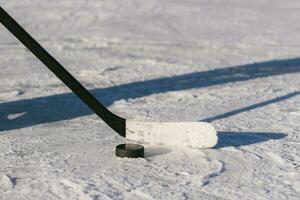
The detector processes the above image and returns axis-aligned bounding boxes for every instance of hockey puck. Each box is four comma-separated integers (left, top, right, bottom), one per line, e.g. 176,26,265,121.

115,143,144,158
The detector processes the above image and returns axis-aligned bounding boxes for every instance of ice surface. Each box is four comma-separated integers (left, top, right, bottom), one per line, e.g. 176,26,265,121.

0,0,299,199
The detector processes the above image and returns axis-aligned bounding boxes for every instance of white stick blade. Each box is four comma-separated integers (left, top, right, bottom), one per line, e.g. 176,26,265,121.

126,121,218,148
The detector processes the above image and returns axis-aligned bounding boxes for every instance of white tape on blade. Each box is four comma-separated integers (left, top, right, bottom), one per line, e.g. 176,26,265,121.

126,121,218,148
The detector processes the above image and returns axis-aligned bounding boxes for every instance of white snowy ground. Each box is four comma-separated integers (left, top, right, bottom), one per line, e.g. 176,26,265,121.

0,0,299,199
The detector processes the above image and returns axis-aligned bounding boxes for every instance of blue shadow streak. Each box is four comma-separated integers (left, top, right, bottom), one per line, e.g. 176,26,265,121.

214,131,287,149
202,91,300,122
0,58,299,132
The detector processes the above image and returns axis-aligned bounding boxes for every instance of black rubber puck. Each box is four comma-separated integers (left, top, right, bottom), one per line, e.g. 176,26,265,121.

115,143,144,158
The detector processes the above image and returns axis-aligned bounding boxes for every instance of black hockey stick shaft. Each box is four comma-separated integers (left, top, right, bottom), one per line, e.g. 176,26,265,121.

0,7,126,136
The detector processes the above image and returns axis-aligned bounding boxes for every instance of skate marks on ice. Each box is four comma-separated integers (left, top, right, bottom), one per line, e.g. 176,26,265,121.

0,57,299,132
201,160,225,186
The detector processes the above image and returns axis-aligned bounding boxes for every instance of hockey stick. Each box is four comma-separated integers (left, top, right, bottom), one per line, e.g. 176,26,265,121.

0,7,126,136
0,7,217,148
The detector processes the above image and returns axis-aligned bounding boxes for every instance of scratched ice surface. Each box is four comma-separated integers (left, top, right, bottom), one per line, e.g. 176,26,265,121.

0,1,299,199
